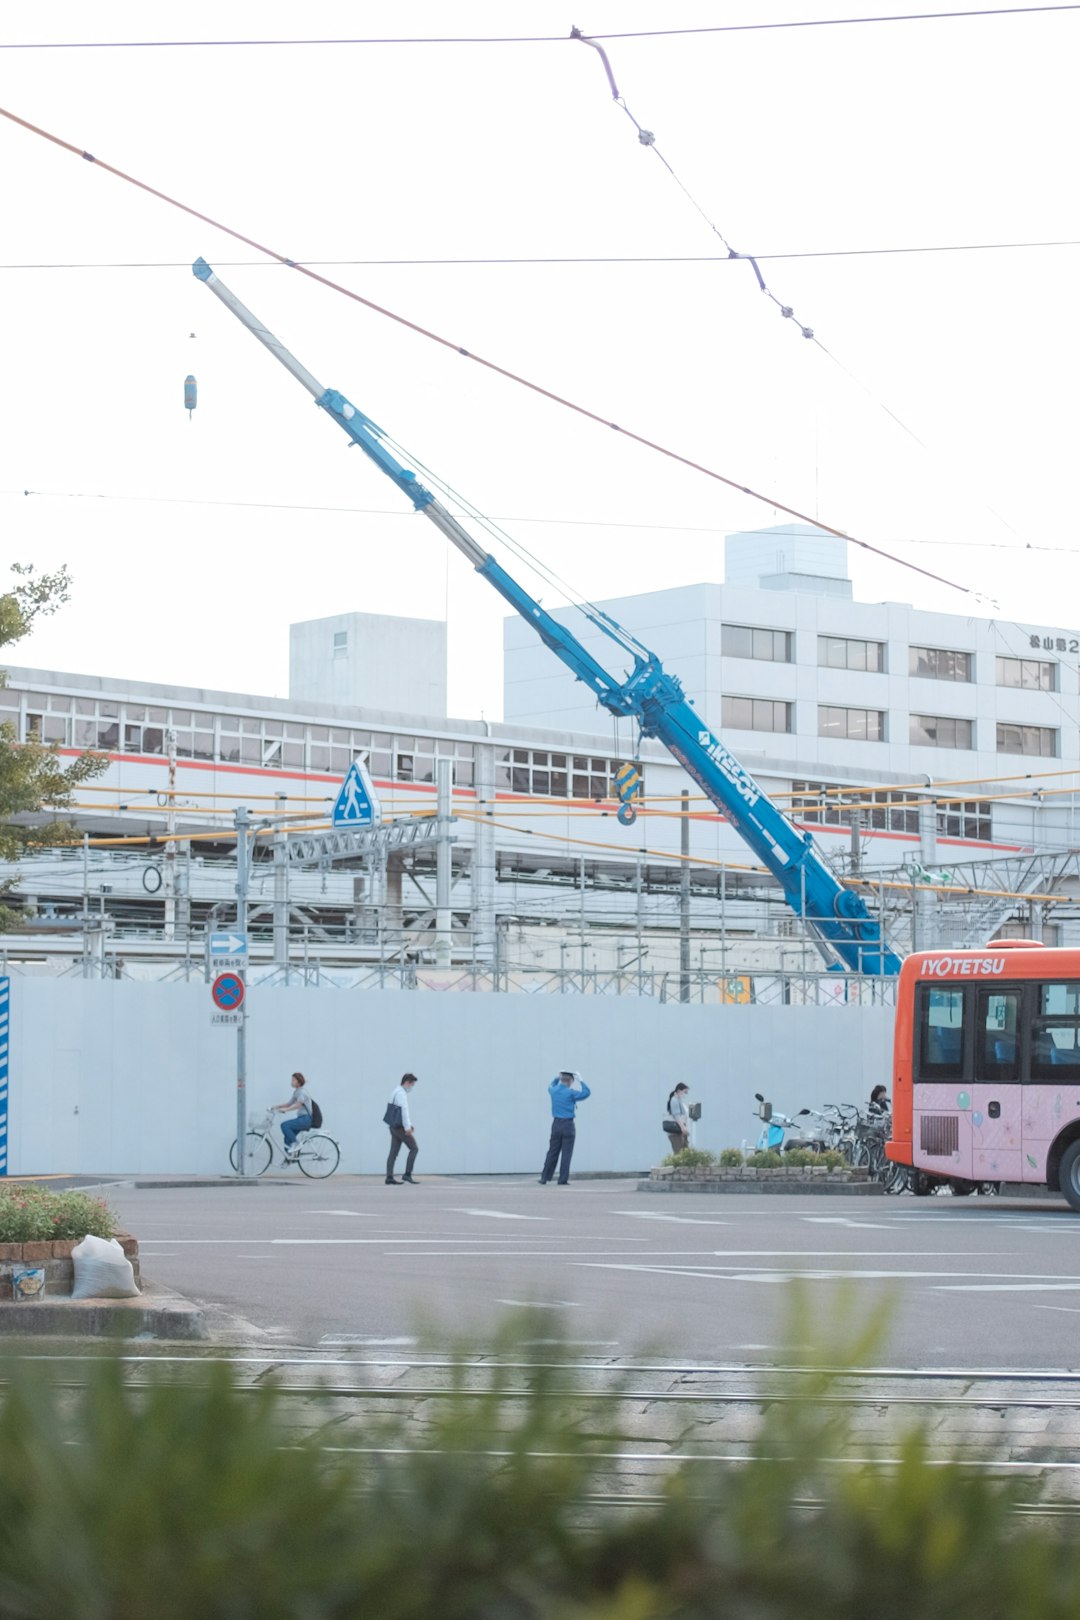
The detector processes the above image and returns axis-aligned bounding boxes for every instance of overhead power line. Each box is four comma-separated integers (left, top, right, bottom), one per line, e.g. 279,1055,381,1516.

7,487,1079,555
2,8,1076,48
571,26,1026,549
0,100,990,607
3,239,1080,271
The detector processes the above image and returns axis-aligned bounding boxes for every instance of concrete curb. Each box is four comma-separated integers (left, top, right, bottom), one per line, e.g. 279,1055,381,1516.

0,1281,208,1339
130,1178,296,1190
638,1178,885,1196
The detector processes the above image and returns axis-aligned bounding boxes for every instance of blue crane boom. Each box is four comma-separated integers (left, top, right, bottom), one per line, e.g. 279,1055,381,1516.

193,257,901,974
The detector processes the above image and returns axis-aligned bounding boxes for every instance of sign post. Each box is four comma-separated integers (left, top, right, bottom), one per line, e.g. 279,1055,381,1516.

234,807,250,1175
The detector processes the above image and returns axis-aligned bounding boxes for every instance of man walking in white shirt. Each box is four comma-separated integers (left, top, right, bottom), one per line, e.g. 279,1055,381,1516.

385,1073,419,1185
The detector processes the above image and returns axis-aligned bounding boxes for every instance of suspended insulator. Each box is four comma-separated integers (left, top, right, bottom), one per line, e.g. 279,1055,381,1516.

184,374,197,417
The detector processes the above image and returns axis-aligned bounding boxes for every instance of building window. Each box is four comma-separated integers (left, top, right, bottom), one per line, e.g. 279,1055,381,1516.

493,748,628,800
910,714,974,749
794,779,991,841
722,624,792,662
818,706,885,741
793,781,920,834
938,800,992,840
996,656,1055,691
722,696,792,733
997,722,1057,757
818,636,885,673
910,646,972,682
333,631,348,659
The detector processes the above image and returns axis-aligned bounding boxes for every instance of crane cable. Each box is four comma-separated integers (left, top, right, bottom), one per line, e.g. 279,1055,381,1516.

0,101,986,606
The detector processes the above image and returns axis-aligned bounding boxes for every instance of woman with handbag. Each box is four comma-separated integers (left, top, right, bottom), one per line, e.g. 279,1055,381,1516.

663,1084,692,1154
384,1073,419,1184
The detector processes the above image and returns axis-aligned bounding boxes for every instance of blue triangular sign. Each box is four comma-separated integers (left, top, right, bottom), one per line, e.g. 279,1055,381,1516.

332,761,382,828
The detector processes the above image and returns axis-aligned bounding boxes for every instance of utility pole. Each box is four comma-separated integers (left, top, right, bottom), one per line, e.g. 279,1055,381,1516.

163,728,177,940
273,793,289,966
234,806,250,1178
679,790,691,1003
435,756,453,967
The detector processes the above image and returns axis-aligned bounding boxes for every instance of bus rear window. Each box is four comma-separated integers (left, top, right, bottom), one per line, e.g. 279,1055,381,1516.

1032,982,1080,1081
917,986,965,1080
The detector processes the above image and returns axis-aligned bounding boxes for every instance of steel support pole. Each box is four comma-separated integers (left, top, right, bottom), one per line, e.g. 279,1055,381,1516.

679,790,691,1003
435,757,452,967
235,807,250,1178
579,856,587,990
163,729,177,941
273,795,289,966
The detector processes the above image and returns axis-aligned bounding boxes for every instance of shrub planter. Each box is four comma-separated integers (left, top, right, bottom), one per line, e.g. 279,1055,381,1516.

640,1167,884,1196
0,1234,140,1297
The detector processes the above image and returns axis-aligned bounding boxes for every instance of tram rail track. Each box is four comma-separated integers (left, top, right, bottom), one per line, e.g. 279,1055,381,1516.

4,1347,1080,1510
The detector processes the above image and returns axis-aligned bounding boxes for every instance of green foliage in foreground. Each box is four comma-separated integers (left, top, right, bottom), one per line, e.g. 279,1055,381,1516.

0,1301,1075,1618
0,1186,118,1243
718,1147,744,1167
660,1147,717,1168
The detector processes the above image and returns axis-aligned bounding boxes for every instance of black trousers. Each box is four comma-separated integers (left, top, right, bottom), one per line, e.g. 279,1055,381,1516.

541,1118,576,1184
386,1127,418,1178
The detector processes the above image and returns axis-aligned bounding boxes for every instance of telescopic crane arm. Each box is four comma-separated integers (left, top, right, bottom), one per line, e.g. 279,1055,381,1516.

193,258,901,974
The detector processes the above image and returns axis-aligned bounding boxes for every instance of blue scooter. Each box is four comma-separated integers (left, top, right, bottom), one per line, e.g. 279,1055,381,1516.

753,1093,814,1153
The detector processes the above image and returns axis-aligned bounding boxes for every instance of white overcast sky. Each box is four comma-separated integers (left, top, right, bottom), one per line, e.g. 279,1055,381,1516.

2,1,1078,720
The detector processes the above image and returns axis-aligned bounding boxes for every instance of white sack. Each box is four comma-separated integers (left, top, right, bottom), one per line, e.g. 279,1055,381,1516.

71,1233,140,1300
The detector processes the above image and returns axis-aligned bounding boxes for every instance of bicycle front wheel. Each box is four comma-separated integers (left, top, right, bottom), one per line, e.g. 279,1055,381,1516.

298,1134,340,1178
229,1132,273,1175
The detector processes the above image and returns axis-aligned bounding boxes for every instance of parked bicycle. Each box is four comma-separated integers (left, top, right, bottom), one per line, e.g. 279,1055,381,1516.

229,1109,341,1179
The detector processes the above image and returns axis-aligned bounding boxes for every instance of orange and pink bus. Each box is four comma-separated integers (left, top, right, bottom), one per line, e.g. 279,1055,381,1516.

887,940,1080,1209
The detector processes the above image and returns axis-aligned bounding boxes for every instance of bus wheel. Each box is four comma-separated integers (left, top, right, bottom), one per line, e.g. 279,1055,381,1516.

911,1171,932,1197
949,1179,976,1196
1058,1141,1080,1213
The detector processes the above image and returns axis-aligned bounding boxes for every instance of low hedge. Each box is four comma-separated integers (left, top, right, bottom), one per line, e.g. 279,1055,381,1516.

0,1304,1072,1617
0,1186,118,1244
660,1147,717,1169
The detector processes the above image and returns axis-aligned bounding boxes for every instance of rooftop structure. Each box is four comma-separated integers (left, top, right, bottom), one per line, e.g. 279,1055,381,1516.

289,610,447,717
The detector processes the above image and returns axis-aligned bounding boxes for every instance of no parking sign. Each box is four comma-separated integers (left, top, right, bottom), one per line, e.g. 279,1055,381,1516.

211,972,245,1027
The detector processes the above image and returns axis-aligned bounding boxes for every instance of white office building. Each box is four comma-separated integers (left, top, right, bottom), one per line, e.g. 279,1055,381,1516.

3,530,1080,981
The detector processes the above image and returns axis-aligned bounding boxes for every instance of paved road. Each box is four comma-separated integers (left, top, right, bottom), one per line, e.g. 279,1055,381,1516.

101,1177,1080,1367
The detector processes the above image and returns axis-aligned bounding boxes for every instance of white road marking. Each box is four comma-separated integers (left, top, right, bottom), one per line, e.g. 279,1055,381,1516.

611,1211,731,1225
521,1338,619,1346
448,1208,551,1221
496,1299,580,1309
575,1264,764,1283
937,1282,1080,1293
802,1217,893,1229
301,1210,376,1218
577,1262,1046,1284
272,1237,557,1245
320,1335,418,1345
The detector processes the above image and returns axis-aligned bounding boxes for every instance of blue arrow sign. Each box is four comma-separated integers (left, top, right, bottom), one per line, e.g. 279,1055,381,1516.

332,761,382,828
210,931,249,958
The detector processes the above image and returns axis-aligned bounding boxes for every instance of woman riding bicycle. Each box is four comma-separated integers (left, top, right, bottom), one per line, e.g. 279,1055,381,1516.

273,1072,318,1160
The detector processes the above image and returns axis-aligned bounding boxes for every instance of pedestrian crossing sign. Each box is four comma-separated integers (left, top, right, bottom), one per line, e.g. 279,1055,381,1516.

332,760,382,828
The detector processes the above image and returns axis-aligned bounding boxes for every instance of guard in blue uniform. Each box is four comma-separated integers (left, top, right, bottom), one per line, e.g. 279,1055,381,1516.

539,1070,591,1186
